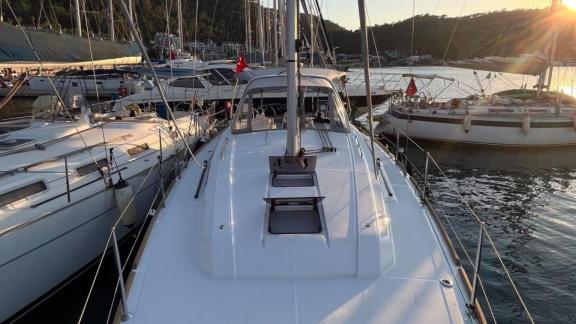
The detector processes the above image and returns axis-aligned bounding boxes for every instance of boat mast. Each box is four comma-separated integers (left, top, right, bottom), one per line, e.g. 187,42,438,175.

537,0,560,98
357,0,377,172
246,0,253,62
74,0,82,37
279,0,285,61
128,0,134,41
285,0,300,157
177,0,184,54
546,0,560,91
273,0,279,66
257,0,265,65
108,0,115,41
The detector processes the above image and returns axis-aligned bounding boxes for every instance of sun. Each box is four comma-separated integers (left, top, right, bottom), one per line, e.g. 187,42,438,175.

564,0,576,11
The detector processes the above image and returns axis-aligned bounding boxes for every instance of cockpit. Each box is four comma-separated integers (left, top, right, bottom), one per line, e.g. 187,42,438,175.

232,75,349,133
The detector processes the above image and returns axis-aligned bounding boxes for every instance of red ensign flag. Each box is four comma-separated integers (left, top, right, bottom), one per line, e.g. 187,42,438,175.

236,55,248,73
405,77,417,97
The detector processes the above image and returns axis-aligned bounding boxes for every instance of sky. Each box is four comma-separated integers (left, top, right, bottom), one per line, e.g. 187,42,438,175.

319,0,551,30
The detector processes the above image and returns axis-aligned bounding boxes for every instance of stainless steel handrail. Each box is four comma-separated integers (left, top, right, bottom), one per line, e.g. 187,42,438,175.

377,128,535,324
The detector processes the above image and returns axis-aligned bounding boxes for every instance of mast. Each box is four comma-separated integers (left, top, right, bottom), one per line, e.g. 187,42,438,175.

285,0,300,157
357,0,377,172
538,0,560,98
257,0,265,65
247,0,253,62
273,0,278,66
128,0,134,41
108,0,115,41
546,0,560,91
74,0,82,37
177,0,184,54
279,0,286,61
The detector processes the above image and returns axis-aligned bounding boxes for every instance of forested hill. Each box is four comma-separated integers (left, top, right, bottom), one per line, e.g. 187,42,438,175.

4,1,576,60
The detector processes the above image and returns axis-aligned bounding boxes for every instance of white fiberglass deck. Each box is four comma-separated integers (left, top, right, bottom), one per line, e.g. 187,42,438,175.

122,127,474,324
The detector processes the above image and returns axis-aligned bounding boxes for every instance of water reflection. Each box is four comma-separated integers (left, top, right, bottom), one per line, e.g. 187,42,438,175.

414,141,576,323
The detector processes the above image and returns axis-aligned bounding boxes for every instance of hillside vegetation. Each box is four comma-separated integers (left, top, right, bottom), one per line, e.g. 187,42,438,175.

4,1,576,60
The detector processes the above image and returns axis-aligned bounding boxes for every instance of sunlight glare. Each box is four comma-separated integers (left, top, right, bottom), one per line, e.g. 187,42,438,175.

564,0,576,11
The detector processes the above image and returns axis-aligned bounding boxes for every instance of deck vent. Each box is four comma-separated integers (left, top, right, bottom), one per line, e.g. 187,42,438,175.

265,197,324,234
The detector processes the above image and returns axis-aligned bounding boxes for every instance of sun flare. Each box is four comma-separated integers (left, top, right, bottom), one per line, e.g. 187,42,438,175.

564,0,576,10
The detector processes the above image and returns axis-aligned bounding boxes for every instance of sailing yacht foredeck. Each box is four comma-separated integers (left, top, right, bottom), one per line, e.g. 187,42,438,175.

116,71,478,323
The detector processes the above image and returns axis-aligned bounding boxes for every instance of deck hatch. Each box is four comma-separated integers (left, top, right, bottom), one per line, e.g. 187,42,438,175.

127,143,149,156
265,197,324,234
0,181,47,206
0,139,35,150
76,159,108,176
271,173,314,187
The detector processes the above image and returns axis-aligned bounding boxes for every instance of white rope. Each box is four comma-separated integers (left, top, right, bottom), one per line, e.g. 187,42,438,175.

4,0,104,174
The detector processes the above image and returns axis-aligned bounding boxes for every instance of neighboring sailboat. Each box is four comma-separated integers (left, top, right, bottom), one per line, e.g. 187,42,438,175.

375,0,576,147
0,2,211,320
0,107,209,322
111,1,481,323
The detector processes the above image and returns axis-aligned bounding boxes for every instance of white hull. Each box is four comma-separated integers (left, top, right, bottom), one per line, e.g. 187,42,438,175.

377,109,576,146
0,165,158,321
29,77,145,97
0,115,205,321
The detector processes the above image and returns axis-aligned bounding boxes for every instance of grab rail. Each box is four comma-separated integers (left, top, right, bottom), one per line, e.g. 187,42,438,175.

376,128,534,324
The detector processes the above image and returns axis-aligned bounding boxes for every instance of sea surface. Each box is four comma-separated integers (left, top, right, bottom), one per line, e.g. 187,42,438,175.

352,66,576,323
11,66,576,323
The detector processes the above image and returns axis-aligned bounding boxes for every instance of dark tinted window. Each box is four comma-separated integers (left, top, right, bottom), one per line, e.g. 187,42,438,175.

205,70,228,85
0,181,47,206
169,78,204,88
216,69,235,82
76,159,108,176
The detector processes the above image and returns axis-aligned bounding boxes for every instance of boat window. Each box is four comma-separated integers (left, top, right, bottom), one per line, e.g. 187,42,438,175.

76,158,108,176
0,139,35,150
169,77,205,89
204,69,229,86
266,197,324,234
216,69,240,84
0,181,47,207
127,143,149,156
232,86,349,133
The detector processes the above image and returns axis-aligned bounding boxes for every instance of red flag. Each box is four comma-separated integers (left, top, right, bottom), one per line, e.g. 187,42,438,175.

405,77,417,97
235,55,248,73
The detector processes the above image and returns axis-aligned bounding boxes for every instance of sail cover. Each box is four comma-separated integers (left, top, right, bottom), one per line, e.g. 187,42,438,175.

447,54,548,75
0,22,141,67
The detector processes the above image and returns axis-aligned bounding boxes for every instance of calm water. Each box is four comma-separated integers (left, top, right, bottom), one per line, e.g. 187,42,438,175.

353,66,576,323
11,66,576,323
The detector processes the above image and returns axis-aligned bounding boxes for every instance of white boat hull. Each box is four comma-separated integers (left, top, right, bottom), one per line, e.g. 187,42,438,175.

0,153,183,322
377,109,576,146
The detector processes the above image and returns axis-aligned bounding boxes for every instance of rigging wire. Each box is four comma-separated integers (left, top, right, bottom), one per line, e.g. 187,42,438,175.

117,0,203,169
82,0,110,164
364,5,387,90
441,0,467,61
4,0,103,172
